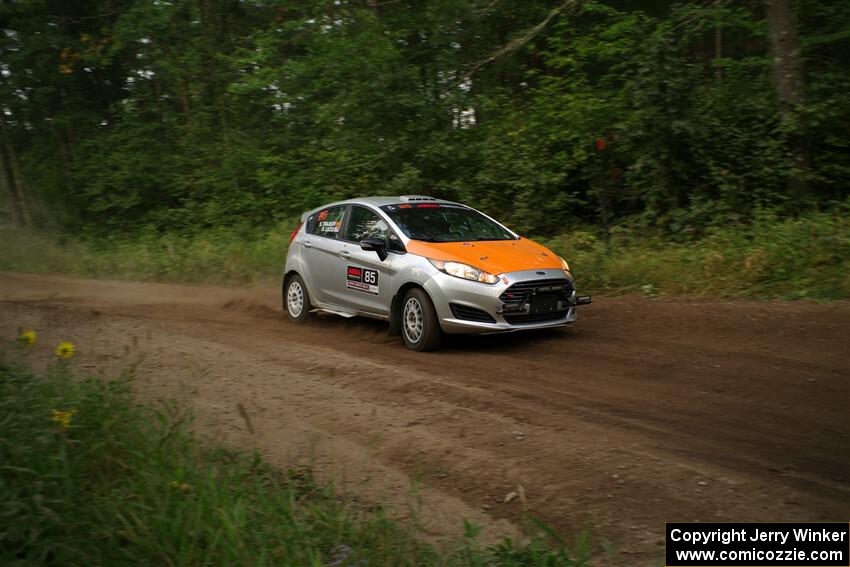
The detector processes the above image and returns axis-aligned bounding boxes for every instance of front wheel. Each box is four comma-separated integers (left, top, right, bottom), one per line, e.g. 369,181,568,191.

284,274,310,323
401,288,442,352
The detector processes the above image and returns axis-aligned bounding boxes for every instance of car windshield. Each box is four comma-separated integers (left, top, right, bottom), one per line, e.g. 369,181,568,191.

380,203,516,243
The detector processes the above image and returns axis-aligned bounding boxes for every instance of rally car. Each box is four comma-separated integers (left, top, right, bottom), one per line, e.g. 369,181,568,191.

283,195,590,351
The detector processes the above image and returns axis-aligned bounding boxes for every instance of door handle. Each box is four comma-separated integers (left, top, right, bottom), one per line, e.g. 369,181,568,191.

303,240,312,248
339,250,351,259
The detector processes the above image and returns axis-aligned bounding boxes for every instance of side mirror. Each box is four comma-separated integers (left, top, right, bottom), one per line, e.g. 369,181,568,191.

360,237,388,261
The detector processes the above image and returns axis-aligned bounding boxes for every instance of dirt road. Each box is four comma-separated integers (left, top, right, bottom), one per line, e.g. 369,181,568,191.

1,272,848,564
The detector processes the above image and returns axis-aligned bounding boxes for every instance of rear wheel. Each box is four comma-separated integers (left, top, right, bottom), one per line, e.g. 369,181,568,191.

284,274,310,323
401,288,442,352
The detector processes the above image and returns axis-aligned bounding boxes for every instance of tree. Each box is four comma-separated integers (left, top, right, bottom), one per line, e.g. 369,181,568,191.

764,0,805,111
0,116,31,227
764,0,810,199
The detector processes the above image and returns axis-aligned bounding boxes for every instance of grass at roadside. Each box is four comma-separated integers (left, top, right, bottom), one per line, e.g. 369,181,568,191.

540,208,850,300
1,207,848,299
0,340,590,566
0,224,293,284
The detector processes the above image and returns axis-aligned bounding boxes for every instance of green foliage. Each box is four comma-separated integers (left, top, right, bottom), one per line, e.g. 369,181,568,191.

0,0,847,254
541,206,850,300
0,350,588,566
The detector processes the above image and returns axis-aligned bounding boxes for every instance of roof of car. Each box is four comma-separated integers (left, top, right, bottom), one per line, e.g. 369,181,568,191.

345,195,460,207
303,196,462,217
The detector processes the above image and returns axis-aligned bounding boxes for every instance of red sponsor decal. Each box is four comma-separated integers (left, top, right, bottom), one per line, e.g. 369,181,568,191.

318,210,329,221
347,267,361,277
289,221,303,244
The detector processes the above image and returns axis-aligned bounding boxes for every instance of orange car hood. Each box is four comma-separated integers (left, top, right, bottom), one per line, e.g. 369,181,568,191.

406,238,561,275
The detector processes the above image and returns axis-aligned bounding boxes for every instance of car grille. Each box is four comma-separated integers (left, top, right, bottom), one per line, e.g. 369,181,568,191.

499,278,573,324
503,311,569,324
450,303,496,323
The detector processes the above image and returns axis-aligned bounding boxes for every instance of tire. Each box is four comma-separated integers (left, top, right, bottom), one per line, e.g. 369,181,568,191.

284,274,310,323
400,288,442,352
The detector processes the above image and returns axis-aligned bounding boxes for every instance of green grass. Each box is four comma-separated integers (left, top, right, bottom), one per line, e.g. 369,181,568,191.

542,208,850,300
0,343,590,566
1,207,848,298
0,224,295,284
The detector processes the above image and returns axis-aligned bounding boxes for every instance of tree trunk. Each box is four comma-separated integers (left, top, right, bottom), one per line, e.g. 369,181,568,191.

764,0,805,112
366,0,381,17
714,17,723,82
764,0,810,200
0,143,28,228
0,115,31,228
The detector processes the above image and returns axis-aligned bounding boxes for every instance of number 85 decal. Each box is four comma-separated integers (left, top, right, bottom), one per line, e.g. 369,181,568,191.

346,265,380,295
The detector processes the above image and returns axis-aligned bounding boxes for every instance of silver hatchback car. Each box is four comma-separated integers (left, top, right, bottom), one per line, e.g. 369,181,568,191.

283,195,590,351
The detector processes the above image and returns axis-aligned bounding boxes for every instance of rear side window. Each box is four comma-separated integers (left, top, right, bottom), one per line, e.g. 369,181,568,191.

308,206,346,239
345,206,388,242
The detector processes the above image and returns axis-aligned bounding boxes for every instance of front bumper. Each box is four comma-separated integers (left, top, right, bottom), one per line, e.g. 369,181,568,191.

423,268,591,335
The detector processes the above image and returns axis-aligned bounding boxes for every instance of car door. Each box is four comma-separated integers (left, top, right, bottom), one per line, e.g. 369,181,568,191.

338,205,397,316
301,205,351,306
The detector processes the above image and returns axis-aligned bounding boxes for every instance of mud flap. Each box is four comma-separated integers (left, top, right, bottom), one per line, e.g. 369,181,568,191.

387,294,402,336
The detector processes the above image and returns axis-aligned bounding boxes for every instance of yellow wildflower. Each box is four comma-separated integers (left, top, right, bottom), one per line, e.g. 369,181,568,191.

51,409,76,431
55,341,75,359
18,330,37,346
170,480,193,492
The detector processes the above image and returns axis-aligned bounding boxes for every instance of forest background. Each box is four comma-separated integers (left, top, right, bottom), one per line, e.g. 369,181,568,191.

1,0,848,298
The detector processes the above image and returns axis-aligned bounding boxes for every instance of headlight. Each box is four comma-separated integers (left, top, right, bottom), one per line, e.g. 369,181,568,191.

428,258,500,284
559,257,573,278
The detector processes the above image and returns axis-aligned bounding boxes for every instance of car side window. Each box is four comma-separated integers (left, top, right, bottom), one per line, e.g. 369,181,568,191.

346,206,389,242
308,206,346,239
